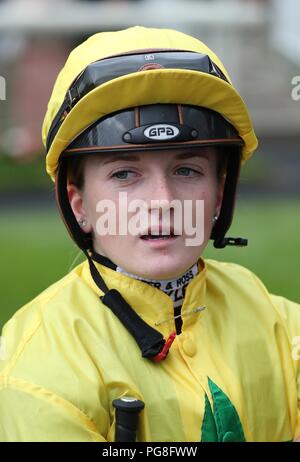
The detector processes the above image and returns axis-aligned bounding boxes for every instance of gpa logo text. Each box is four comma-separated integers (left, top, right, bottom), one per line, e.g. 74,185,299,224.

0,76,6,101
144,124,179,141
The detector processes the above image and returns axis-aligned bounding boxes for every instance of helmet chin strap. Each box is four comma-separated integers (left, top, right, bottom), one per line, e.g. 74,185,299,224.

211,147,248,248
83,248,174,362
213,237,248,249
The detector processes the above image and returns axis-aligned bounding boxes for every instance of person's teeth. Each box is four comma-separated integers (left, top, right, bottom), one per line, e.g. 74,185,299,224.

142,235,173,240
140,232,176,240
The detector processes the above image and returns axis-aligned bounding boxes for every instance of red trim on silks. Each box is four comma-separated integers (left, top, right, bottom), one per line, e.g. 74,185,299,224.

152,332,176,362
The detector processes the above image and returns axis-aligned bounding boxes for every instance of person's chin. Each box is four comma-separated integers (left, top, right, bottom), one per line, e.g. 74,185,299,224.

136,255,189,280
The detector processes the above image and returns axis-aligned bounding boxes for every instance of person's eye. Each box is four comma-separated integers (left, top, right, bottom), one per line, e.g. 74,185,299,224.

174,167,201,177
111,170,137,180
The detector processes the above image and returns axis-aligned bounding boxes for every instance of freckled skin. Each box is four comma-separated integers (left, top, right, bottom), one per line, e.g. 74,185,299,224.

68,148,224,280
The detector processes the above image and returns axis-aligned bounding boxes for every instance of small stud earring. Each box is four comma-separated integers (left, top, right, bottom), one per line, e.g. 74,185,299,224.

79,219,87,227
212,214,219,224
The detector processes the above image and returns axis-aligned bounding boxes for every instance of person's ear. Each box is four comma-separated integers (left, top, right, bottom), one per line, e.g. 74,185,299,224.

67,184,92,233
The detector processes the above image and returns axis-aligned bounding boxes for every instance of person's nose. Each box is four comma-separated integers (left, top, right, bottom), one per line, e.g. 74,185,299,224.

144,174,177,229
147,174,175,207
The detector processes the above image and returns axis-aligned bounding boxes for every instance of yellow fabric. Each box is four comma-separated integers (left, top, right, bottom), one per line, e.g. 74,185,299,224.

42,26,258,181
0,259,299,442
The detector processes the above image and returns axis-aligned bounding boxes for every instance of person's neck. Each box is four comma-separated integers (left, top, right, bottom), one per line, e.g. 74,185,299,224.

91,251,199,309
117,263,199,308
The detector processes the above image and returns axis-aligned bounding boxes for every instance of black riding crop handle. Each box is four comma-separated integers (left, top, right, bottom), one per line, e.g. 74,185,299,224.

113,397,145,442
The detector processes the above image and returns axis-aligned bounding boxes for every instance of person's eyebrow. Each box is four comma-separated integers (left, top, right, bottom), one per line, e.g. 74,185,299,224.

174,151,210,161
102,154,141,165
101,150,211,165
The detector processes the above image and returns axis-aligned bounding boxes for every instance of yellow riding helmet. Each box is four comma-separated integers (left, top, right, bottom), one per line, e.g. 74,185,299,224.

43,26,258,181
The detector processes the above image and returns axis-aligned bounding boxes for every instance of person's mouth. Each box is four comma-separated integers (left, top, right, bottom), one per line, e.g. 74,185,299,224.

139,226,181,244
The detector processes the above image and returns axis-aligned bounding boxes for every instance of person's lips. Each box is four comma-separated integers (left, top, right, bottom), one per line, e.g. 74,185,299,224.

140,225,173,239
139,225,181,245
140,234,176,240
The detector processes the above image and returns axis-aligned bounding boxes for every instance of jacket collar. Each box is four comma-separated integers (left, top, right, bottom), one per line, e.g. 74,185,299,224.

80,258,207,337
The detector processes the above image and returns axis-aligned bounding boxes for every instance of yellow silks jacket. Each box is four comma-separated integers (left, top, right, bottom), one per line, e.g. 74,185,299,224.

0,258,300,442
